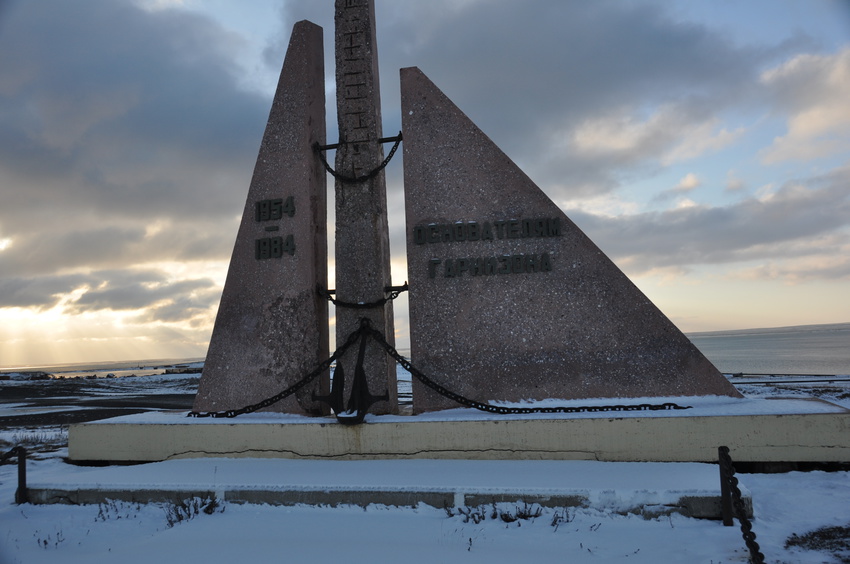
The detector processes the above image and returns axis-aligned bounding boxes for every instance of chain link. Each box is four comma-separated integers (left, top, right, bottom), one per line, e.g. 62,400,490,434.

191,318,692,419
718,446,766,564
188,326,364,418
314,133,402,184
362,323,692,416
317,283,408,310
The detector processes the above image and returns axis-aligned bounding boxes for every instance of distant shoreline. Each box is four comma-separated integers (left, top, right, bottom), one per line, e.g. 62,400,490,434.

686,321,850,338
0,357,205,375
3,321,848,373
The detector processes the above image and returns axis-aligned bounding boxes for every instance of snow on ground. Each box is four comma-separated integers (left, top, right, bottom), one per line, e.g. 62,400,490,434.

111,393,847,427
0,371,200,393
2,373,850,563
2,444,850,562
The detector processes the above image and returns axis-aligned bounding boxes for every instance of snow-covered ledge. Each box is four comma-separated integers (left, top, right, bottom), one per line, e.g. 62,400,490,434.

68,397,850,464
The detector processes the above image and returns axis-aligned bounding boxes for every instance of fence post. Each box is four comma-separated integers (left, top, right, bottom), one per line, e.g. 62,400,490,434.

15,446,28,504
718,445,766,564
718,446,733,526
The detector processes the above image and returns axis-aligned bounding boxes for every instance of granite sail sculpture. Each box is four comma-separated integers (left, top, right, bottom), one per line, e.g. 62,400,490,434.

193,21,329,415
400,67,741,413
194,0,740,420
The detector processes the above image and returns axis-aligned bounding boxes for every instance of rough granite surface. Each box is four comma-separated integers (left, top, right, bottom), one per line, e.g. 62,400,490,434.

332,0,397,413
400,67,742,414
194,21,328,415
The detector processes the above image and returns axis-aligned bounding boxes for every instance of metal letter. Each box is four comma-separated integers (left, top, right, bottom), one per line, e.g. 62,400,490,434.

497,255,510,274
541,252,553,271
428,258,441,278
414,225,426,245
547,217,561,237
453,222,466,242
511,254,524,273
494,220,506,239
508,220,521,239
444,258,457,277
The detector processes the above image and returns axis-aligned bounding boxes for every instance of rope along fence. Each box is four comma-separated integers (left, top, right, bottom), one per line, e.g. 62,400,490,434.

190,318,691,419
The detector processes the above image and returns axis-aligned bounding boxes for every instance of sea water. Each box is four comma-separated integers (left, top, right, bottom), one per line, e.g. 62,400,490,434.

687,322,850,376
3,325,848,379
0,358,204,379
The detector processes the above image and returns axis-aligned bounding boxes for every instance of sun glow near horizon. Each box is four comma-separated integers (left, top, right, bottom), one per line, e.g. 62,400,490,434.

0,303,214,368
2,1,850,367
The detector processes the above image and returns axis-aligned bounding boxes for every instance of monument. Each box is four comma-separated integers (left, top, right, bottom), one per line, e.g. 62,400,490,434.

400,68,741,412
67,0,850,471
194,0,739,422
328,0,397,415
193,21,329,415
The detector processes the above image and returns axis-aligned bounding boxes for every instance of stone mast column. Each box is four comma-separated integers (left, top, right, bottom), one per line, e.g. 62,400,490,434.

333,0,397,413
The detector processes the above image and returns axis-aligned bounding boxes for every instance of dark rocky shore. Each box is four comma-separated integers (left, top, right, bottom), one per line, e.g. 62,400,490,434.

0,376,198,429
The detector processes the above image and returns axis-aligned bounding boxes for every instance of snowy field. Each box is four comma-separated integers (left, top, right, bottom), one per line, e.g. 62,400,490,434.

1,370,850,563
2,449,850,563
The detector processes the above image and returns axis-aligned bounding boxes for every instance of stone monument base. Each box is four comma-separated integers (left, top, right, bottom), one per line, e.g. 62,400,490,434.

67,397,849,464
26,458,751,520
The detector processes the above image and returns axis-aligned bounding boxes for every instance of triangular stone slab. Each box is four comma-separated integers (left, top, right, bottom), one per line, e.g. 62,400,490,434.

400,67,742,413
194,21,328,415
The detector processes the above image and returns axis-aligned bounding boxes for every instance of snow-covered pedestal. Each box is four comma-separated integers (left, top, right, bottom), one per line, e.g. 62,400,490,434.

68,397,850,464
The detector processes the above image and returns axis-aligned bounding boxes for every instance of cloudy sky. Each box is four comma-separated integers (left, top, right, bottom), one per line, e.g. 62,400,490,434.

1,0,849,367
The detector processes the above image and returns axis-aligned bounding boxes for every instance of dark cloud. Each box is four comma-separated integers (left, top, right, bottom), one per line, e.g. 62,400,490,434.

68,276,214,313
569,166,850,274
132,291,221,325
68,281,218,326
650,173,702,203
5,227,147,275
1,0,848,349
0,273,91,309
0,219,237,278
0,2,252,274
369,0,808,197
257,1,798,197
0,0,262,325
0,0,266,238
0,266,219,322
289,1,848,286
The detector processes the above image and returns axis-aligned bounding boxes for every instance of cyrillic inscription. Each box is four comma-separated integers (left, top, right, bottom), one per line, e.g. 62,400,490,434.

428,253,552,278
413,217,560,279
414,218,561,245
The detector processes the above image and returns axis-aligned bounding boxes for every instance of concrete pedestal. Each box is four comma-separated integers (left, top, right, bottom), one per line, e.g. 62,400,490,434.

68,398,850,464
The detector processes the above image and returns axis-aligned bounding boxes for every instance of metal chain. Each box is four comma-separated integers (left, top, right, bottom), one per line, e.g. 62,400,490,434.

362,324,692,416
191,317,691,419
718,446,766,564
317,283,408,310
187,326,365,418
314,133,402,184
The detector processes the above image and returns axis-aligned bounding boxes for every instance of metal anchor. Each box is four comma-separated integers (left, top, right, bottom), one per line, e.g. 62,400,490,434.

312,327,388,425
